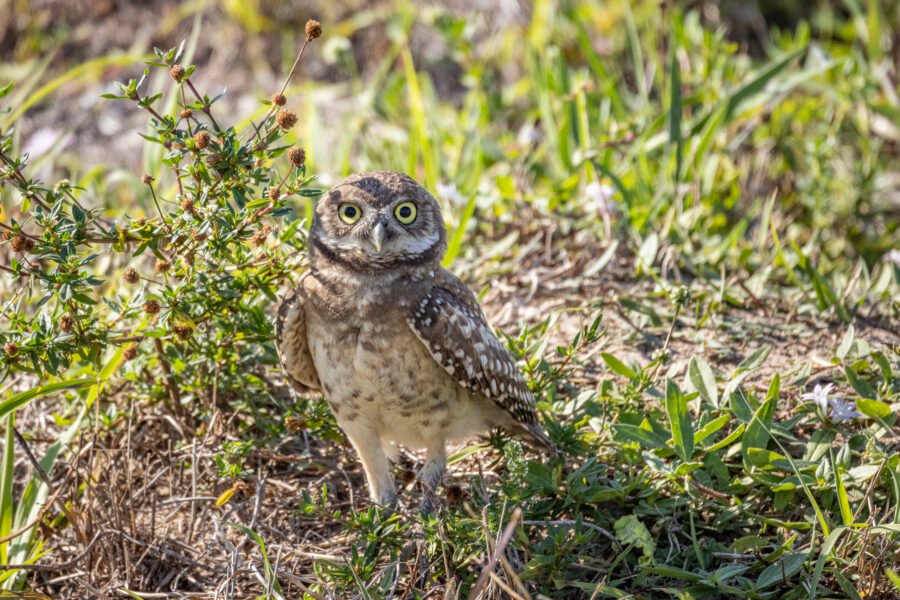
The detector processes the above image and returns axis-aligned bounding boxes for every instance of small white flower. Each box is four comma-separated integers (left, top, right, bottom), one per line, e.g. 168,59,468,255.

884,249,900,266
585,181,616,215
829,397,861,422
435,182,465,206
517,123,541,146
801,383,833,412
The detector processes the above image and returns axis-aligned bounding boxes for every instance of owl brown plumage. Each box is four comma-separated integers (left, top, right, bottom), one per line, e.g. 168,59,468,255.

275,171,554,509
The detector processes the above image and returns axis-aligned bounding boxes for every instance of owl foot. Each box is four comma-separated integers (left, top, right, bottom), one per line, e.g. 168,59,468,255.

418,491,440,515
376,489,399,511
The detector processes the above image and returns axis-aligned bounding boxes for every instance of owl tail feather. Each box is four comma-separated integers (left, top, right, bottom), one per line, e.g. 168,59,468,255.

515,423,558,457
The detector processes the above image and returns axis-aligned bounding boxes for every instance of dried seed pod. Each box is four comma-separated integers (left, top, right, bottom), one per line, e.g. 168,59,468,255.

10,233,34,253
4,342,19,357
194,131,211,149
305,19,322,40
181,198,197,215
174,323,192,340
169,64,186,81
180,108,193,119
287,146,306,167
144,300,162,315
123,267,140,283
141,174,154,185
123,344,139,361
155,259,171,273
275,109,298,130
285,416,306,431
268,187,281,201
59,314,75,332
250,229,268,247
271,93,286,106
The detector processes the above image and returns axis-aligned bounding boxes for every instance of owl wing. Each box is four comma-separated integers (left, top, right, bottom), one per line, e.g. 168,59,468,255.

407,274,554,452
275,275,321,395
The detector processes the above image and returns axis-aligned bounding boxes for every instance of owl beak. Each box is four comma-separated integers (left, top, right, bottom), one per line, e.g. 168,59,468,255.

371,222,386,253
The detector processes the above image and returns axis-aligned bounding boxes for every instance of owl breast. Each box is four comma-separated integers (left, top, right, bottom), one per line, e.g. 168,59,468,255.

305,306,503,449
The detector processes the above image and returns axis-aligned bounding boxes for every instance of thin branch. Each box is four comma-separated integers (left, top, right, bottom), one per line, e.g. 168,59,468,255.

185,79,221,132
247,38,311,145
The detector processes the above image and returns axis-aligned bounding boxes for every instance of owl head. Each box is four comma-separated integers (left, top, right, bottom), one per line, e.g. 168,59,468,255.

309,172,447,272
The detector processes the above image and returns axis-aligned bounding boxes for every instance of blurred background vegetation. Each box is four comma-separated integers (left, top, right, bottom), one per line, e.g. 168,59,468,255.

0,0,899,598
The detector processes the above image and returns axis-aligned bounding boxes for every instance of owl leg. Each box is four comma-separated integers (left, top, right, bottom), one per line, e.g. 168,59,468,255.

345,429,397,508
418,442,446,513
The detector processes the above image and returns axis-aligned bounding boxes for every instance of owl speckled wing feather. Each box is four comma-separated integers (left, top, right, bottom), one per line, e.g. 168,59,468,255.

407,272,555,451
275,275,321,395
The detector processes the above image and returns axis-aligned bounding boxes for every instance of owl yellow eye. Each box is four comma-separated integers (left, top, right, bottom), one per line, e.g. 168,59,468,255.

394,202,417,224
338,203,361,224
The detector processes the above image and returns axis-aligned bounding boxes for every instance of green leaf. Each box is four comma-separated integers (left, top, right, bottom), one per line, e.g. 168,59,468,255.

614,515,655,561
886,568,900,593
844,365,877,400
836,325,855,360
736,345,771,373
601,353,636,380
612,424,668,449
756,552,807,589
694,414,729,445
0,379,95,420
668,45,683,182
0,414,14,565
742,375,779,467
856,398,891,419
665,379,694,461
833,452,853,527
688,355,718,407
705,423,745,452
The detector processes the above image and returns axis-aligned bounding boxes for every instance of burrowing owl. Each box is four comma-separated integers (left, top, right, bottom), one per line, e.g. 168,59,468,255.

276,171,554,509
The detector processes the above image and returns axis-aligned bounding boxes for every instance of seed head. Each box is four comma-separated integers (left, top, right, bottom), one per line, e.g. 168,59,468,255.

11,233,34,253
155,259,171,273
267,187,281,201
4,342,18,357
174,323,192,340
251,229,268,247
124,267,140,284
59,314,75,332
652,347,671,365
180,108,193,119
181,198,197,215
144,300,162,315
287,146,306,167
271,93,286,106
305,19,322,40
285,416,306,431
194,131,211,149
123,344,139,361
275,109,298,130
170,64,186,82
141,174,154,185
192,231,208,242
670,286,691,308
